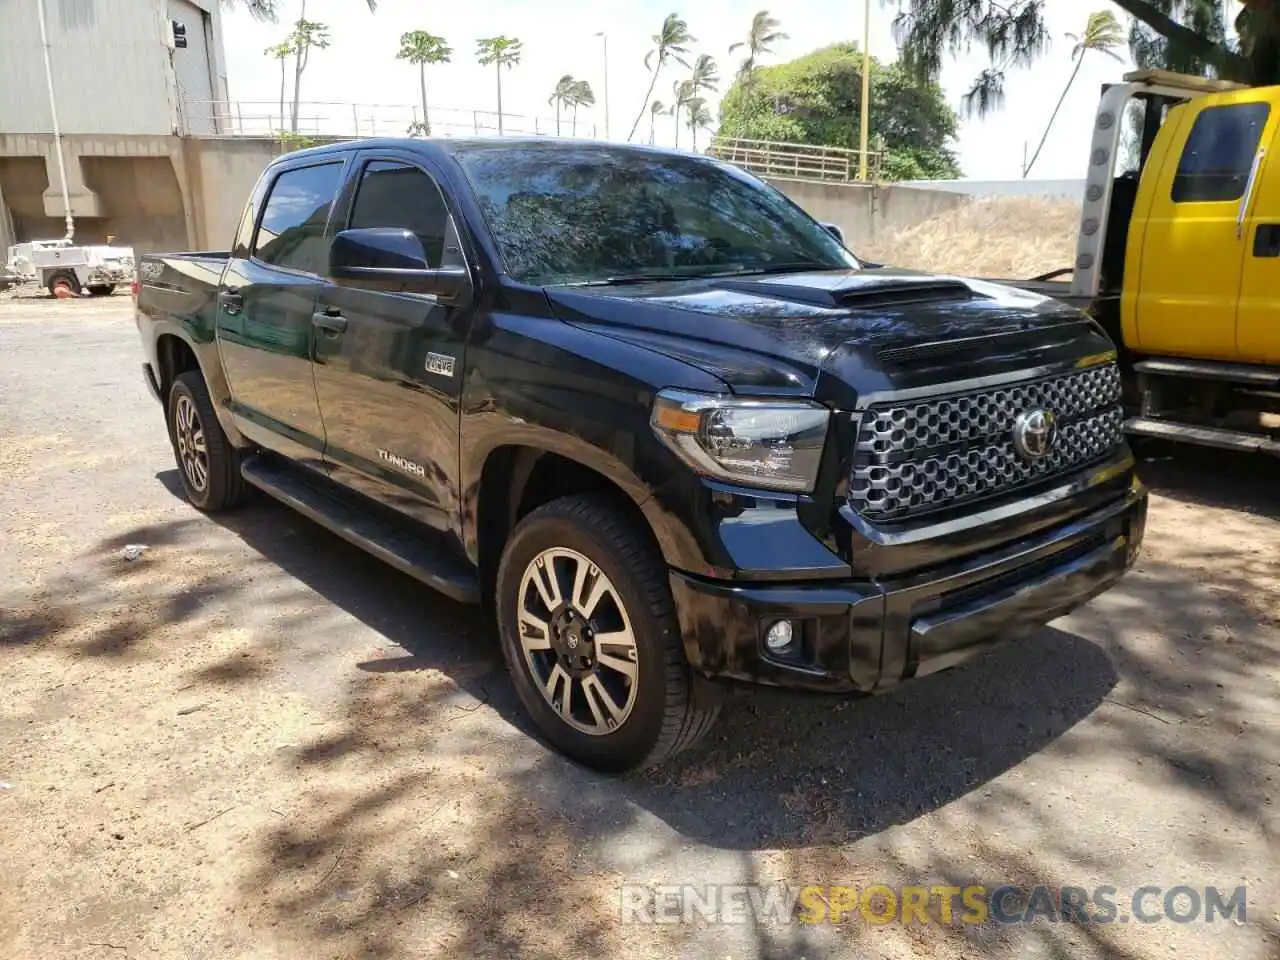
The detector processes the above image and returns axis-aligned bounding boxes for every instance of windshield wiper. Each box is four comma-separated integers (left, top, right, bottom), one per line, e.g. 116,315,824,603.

568,273,704,287
720,261,844,277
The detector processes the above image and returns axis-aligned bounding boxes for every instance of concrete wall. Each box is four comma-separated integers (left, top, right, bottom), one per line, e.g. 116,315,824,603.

0,0,227,138
181,137,284,249
768,179,972,249
900,178,1086,202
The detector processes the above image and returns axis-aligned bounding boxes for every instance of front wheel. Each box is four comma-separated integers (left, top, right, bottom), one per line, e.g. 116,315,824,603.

496,495,720,772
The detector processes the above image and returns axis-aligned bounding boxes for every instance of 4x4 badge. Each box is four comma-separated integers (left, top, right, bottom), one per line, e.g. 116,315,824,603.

425,352,456,377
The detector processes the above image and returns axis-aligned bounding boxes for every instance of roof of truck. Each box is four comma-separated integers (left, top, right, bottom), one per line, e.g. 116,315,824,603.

276,137,701,166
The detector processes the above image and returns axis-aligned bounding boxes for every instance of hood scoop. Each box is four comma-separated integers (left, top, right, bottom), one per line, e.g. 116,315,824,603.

715,274,979,310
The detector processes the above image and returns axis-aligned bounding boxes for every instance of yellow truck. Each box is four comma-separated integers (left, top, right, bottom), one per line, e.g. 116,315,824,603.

1013,69,1280,457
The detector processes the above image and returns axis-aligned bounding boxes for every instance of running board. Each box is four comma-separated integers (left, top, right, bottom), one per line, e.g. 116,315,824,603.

240,457,479,604
1133,358,1280,387
1125,417,1280,456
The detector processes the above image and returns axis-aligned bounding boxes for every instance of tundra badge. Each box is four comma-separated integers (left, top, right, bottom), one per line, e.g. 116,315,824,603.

425,352,456,377
378,449,427,478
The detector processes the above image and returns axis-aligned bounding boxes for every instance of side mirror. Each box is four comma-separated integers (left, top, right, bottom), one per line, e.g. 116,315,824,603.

820,222,846,246
329,227,473,305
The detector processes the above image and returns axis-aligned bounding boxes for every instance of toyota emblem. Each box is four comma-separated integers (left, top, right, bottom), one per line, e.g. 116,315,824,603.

1013,408,1059,461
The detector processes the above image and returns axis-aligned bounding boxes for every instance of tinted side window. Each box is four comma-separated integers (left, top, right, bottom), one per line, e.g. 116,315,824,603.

252,162,343,273
348,161,451,267
1172,103,1269,203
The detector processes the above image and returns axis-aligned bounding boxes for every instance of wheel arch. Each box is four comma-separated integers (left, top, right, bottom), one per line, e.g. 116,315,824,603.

471,440,700,606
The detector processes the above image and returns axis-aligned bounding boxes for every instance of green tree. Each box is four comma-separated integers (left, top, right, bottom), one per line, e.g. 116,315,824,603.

549,74,577,136
893,1,1280,115
476,36,523,135
568,80,596,135
628,13,694,142
728,10,788,85
286,18,330,133
649,99,669,145
264,40,293,133
396,31,452,137
685,97,713,151
716,43,962,180
1024,11,1125,177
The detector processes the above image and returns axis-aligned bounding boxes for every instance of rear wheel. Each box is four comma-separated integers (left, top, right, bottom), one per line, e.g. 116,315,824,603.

496,495,720,772
87,284,114,297
166,370,246,512
47,271,80,298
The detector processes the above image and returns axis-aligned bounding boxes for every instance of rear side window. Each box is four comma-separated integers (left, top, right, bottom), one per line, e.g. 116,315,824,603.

252,162,344,273
347,160,451,267
1172,103,1270,203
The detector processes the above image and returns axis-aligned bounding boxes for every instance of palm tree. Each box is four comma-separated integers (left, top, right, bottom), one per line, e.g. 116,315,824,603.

671,79,693,149
1023,10,1124,177
648,100,668,145
548,74,577,136
685,97,712,151
688,53,720,98
264,40,293,132
627,13,694,142
286,19,330,133
568,79,596,136
286,0,376,133
476,36,523,135
396,31,452,137
729,10,787,85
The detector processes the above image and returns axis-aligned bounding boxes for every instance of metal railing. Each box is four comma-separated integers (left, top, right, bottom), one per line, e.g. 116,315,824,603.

707,136,883,183
180,100,598,140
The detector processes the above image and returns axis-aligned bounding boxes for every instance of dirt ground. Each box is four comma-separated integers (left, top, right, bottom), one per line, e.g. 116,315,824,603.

1,295,1278,960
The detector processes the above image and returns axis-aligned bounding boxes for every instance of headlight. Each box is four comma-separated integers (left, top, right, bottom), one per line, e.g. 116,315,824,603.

651,389,830,493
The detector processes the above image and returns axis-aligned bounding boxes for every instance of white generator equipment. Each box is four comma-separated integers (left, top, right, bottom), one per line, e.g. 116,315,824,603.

5,239,136,297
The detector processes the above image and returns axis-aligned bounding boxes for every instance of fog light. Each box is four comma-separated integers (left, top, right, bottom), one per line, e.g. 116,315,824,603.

765,620,795,654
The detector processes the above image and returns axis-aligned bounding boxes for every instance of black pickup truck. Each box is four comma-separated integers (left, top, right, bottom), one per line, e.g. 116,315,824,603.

135,139,1147,771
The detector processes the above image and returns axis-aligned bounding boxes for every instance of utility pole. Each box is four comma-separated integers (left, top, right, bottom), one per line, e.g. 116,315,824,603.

858,0,871,181
36,0,74,241
596,32,610,139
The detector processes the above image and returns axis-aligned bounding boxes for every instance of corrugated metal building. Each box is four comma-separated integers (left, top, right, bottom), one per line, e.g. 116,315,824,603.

0,0,230,253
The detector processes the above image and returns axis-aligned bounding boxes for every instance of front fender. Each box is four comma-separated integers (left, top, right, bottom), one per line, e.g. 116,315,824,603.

459,311,726,571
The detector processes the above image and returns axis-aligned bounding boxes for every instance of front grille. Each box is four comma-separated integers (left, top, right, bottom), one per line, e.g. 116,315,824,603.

849,363,1123,521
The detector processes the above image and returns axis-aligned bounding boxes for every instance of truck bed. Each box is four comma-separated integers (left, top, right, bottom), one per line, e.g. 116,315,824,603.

136,251,229,329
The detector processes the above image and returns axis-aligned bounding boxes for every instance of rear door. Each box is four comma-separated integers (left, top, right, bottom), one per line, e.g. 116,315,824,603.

312,151,472,530
1237,112,1280,364
1133,90,1276,360
217,157,348,463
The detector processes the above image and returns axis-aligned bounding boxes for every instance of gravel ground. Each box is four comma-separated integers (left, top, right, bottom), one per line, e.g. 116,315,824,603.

1,295,1278,960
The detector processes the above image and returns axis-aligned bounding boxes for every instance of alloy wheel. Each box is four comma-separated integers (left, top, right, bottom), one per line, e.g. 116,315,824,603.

516,547,639,735
173,393,209,493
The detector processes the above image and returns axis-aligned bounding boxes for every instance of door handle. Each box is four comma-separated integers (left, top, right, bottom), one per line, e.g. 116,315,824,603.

1254,223,1280,258
311,310,348,335
217,288,243,315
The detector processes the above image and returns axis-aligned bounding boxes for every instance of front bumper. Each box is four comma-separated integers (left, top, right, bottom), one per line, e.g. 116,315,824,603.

670,480,1147,694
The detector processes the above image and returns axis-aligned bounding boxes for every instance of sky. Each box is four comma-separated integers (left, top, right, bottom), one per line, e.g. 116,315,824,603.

219,0,1155,180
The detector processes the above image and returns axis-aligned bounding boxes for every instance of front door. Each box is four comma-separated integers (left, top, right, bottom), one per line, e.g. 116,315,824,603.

217,158,347,463
1134,90,1276,360
312,153,471,530
1237,118,1280,364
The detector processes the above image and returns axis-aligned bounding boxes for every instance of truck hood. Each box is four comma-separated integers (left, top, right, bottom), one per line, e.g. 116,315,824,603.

545,268,1106,406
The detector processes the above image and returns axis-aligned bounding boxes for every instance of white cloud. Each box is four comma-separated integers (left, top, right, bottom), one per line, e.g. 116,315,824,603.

220,0,1136,178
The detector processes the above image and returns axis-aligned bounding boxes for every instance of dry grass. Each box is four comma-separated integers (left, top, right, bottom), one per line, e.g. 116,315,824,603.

862,196,1081,280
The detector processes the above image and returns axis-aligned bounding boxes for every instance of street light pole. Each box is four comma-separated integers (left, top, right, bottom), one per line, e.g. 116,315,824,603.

596,32,610,139
858,0,871,181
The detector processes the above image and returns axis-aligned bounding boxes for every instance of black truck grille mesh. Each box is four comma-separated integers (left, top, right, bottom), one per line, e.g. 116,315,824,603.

849,363,1124,521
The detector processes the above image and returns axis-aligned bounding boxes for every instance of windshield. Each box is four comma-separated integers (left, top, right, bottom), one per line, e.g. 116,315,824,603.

455,145,859,285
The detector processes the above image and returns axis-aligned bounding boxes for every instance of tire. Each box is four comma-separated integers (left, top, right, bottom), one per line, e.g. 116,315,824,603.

166,370,247,512
496,495,720,772
47,271,80,298
87,284,114,297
